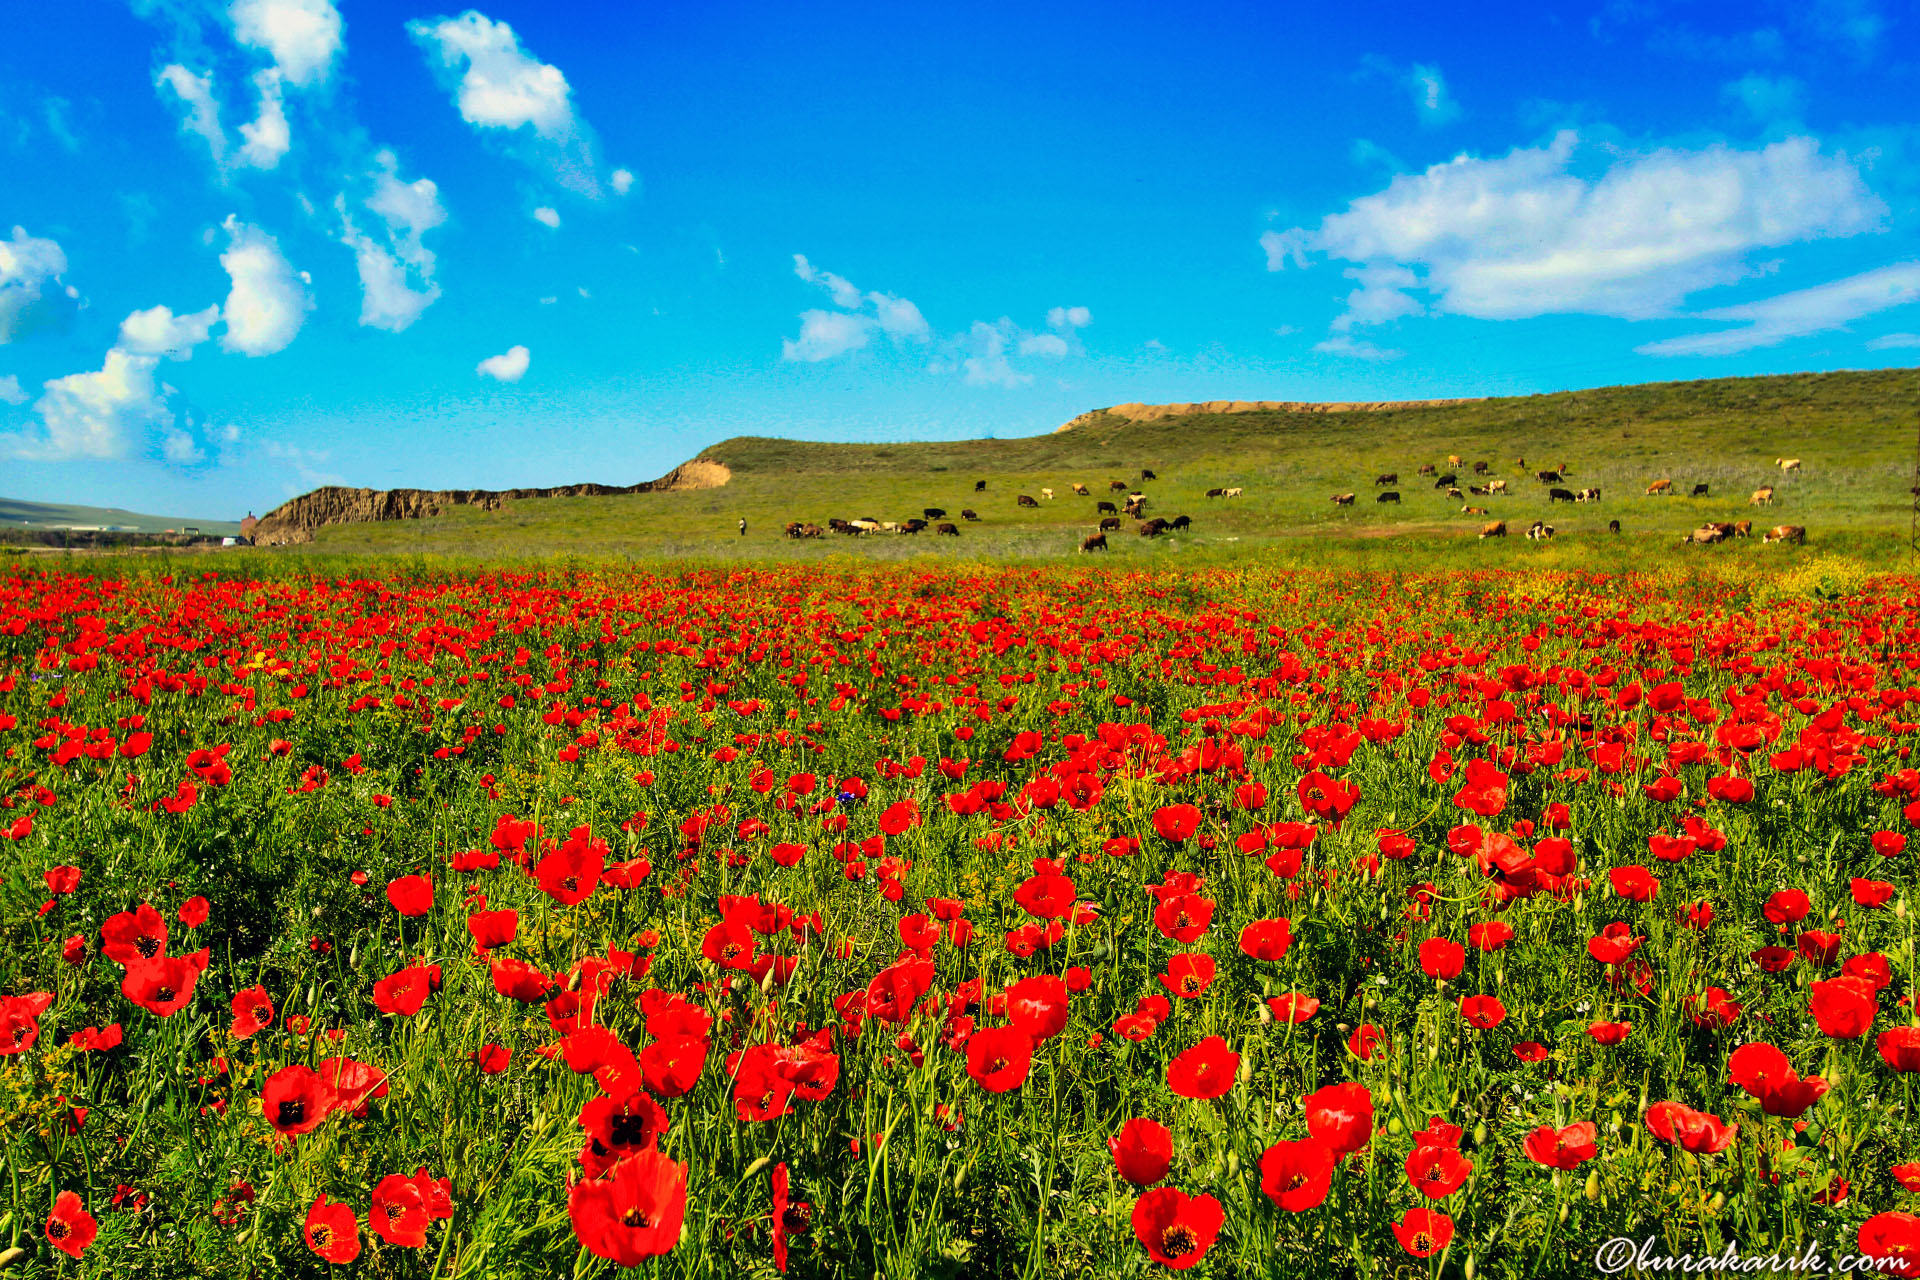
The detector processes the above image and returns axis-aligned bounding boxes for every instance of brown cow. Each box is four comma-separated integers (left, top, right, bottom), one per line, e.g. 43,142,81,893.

1472,461,1489,474
1017,495,1039,508
1375,473,1398,486
1071,483,1089,496
1331,492,1355,506
961,509,979,521
1419,463,1437,476
1750,486,1774,506
1463,505,1488,515
1733,520,1752,538
1099,516,1122,531
1138,518,1168,537
1683,525,1726,545
1646,479,1673,496
1763,524,1806,544
1096,501,1117,514
1480,520,1506,538
936,522,959,536
1080,533,1108,552
1110,480,1129,492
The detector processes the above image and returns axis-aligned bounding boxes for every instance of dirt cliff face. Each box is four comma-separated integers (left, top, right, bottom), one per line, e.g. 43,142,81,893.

251,459,731,546
1054,398,1488,433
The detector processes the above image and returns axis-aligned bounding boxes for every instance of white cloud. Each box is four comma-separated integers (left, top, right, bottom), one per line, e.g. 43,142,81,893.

1017,332,1070,358
2,349,167,461
219,216,310,355
0,225,70,343
476,344,530,381
156,64,227,166
1636,261,1920,356
793,254,865,309
1867,332,1920,350
161,427,205,465
230,0,343,87
961,320,1029,388
1408,63,1460,125
1047,305,1091,330
118,303,221,357
1315,334,1403,361
1272,131,1885,341
869,293,930,341
339,155,445,332
1723,74,1803,123
782,310,871,362
0,375,25,405
532,205,560,228
610,167,634,194
237,69,290,169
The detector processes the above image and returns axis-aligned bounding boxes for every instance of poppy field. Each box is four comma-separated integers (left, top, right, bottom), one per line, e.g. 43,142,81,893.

5,561,1920,1277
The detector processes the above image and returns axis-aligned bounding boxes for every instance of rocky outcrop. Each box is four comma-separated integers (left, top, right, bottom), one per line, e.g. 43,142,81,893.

251,459,731,546
1055,398,1487,433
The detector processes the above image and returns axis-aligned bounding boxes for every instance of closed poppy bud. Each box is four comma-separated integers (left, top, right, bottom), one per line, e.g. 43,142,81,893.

1418,938,1465,982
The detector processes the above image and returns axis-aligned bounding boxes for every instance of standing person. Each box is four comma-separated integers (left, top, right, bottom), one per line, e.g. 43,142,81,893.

738,518,747,537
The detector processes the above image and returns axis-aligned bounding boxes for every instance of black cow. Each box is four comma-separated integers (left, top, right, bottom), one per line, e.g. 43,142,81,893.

1169,515,1191,530
975,480,987,492
1548,488,1575,503
1377,491,1401,504
923,507,946,519
1691,483,1710,497
961,509,979,521
1536,470,1562,484
936,522,959,536
1433,473,1457,488
1099,516,1122,531
1096,501,1117,514
1141,469,1157,481
1608,519,1621,534
1017,495,1039,508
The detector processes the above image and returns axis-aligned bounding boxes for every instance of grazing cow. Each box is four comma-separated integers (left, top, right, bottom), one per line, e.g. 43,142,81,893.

1447,454,1462,467
924,507,946,519
901,519,927,533
1690,483,1710,497
1463,505,1489,516
784,521,804,538
1750,486,1774,506
1468,485,1490,496
1487,479,1508,495
1763,524,1806,544
828,518,853,534
1099,516,1122,531
936,522,959,536
975,480,987,491
1169,515,1192,530
1434,473,1457,488
881,521,903,533
1419,463,1437,476
1472,461,1489,474
1646,479,1673,496
1777,458,1802,473
1526,521,1554,541
1733,520,1752,538
1549,488,1575,503
1127,492,1146,505
850,519,881,534
1480,520,1506,538
1575,488,1601,503
1071,483,1090,496
1040,488,1054,501
1445,487,1464,500
1138,518,1168,537
1205,488,1226,498
1223,487,1243,498
1331,492,1356,506
1377,491,1401,504
1081,533,1108,552
1017,495,1039,508
1607,519,1620,534
1375,473,1398,486
1110,480,1129,492
1097,501,1118,514
961,509,979,521
1535,470,1562,484
798,523,824,538
1141,469,1157,481
1683,525,1726,545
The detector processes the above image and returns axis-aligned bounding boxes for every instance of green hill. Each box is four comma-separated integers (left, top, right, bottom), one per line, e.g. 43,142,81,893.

292,367,1919,566
0,496,240,536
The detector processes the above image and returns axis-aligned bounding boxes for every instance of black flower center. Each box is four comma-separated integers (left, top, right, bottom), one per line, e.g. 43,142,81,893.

137,936,161,959
608,1114,652,1147
278,1099,306,1126
311,1225,333,1247
621,1206,654,1229
1160,1225,1199,1258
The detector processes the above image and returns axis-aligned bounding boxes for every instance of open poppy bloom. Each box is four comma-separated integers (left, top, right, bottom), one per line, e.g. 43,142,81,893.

1809,976,1877,1038
0,992,54,1055
1857,1213,1920,1275
46,1190,97,1259
1523,1122,1598,1170
1405,1145,1473,1198
1165,1037,1238,1100
263,1064,337,1136
1302,1082,1373,1156
1727,1041,1829,1117
1644,1101,1737,1154
1418,937,1465,981
1130,1186,1222,1269
1459,995,1506,1029
369,1168,452,1247
966,1025,1034,1093
303,1195,359,1262
385,874,433,916
122,950,210,1016
229,985,274,1038
1109,1118,1173,1186
1159,953,1216,999
569,1149,688,1265
1238,918,1293,961
1393,1207,1454,1258
1259,1138,1334,1211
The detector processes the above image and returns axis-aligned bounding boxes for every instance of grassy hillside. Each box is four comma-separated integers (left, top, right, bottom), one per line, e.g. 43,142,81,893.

0,495,240,535
282,368,1920,566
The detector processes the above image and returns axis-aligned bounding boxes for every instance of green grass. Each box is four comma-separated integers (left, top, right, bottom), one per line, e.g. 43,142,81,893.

272,368,1918,568
0,497,239,536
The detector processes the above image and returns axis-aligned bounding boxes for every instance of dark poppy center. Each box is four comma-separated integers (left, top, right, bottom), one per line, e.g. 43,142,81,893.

1178,977,1202,995
621,1206,654,1229
311,1225,333,1247
987,1056,1009,1072
1160,1224,1199,1258
137,936,162,959
608,1113,652,1147
1411,1231,1435,1251
562,876,579,891
252,1004,271,1021
154,985,177,1003
48,1219,69,1240
1285,1173,1309,1191
278,1099,307,1126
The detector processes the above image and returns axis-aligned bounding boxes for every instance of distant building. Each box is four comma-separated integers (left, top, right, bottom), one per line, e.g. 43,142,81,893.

239,511,257,539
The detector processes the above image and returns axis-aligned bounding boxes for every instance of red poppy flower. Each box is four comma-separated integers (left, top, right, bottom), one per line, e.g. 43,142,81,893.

1609,865,1659,902
1302,1082,1373,1155
1160,953,1217,1000
1165,1036,1238,1100
535,837,603,907
1259,1138,1334,1211
230,985,274,1038
44,865,81,895
474,1043,512,1074
1238,918,1293,961
372,963,440,1017
319,1057,389,1113
1152,804,1203,842
1109,1118,1173,1186
1587,1021,1632,1046
1005,974,1071,1042
1153,894,1214,943
122,950,210,1017
100,903,168,966
1523,1122,1597,1170
1881,1027,1920,1072
1875,832,1910,858
1347,1023,1388,1059
1392,1207,1454,1258
1130,1187,1222,1270
490,957,554,1002
1762,889,1811,926
1513,1041,1548,1062
1727,1042,1828,1117
1857,1212,1920,1275
1893,1163,1920,1194
569,1149,688,1265
1012,873,1077,920
262,1064,337,1135
45,1190,96,1259
1706,775,1754,804
1418,938,1465,981
1405,1145,1472,1198
385,875,433,917
1459,995,1506,1029
772,1162,809,1274
465,908,518,952
304,1194,360,1263
966,1025,1034,1093
867,958,936,1025
640,1035,709,1098
369,1168,452,1247
0,992,53,1056
1644,1101,1737,1154
1467,921,1514,952
1267,993,1319,1023
1809,976,1877,1039
1853,878,1896,908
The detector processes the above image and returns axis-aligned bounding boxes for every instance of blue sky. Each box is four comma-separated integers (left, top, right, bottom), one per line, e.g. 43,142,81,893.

2,0,1916,518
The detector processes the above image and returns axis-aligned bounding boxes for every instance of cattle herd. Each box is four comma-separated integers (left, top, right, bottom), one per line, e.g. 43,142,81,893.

775,454,1812,552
